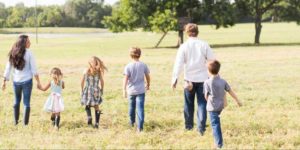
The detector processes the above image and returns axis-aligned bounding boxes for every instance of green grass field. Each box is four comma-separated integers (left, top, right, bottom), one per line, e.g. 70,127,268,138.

0,23,299,149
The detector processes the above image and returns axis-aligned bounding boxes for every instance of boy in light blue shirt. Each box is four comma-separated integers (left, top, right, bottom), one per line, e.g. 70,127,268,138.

123,47,150,132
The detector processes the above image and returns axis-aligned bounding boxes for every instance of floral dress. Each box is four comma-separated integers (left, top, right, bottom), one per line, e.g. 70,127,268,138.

81,73,102,106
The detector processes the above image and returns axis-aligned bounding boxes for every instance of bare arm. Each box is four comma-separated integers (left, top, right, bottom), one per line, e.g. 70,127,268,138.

145,73,150,90
34,75,41,89
123,75,129,98
228,89,242,106
39,81,51,91
81,75,85,93
99,73,104,91
62,81,65,89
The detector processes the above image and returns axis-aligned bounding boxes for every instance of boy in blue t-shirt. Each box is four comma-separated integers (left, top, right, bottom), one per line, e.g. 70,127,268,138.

123,47,150,132
204,60,242,148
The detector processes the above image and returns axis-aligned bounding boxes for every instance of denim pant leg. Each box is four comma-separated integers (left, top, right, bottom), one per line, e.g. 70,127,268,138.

128,95,136,125
196,83,207,133
136,93,145,130
184,87,195,129
22,80,33,109
209,111,223,148
13,82,22,123
13,82,22,108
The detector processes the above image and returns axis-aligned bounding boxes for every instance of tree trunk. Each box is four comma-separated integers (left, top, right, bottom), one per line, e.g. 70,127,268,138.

177,30,184,47
254,15,262,44
155,31,168,48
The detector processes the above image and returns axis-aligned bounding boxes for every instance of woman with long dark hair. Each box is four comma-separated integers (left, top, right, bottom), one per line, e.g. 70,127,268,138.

2,35,41,125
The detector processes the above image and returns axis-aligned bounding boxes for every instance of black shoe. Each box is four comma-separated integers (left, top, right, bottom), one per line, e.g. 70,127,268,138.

88,117,92,126
95,110,101,129
51,115,55,126
55,116,60,130
94,123,99,129
24,107,30,125
85,106,92,125
13,105,20,125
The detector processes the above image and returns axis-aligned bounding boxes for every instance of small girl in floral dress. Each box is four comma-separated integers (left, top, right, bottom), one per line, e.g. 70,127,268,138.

81,56,107,128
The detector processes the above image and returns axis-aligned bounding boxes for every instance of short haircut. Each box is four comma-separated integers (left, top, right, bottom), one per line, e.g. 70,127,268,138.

207,60,221,75
130,47,141,59
185,23,198,37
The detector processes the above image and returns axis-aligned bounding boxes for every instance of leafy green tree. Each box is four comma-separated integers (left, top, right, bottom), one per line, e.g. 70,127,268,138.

0,2,7,27
39,6,63,27
63,0,111,27
103,0,236,47
6,3,26,27
149,9,177,47
235,0,300,44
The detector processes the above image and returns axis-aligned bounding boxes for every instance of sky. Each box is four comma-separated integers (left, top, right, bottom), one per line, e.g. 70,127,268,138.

0,0,119,7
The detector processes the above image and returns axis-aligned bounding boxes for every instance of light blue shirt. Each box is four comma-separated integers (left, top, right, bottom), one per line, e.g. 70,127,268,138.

51,80,62,94
124,61,150,95
3,49,38,82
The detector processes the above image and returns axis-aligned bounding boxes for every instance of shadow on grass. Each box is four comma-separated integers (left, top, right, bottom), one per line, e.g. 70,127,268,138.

145,119,181,132
145,42,300,49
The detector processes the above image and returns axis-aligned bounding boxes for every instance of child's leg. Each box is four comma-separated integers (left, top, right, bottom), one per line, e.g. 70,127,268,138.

128,95,136,126
51,113,55,126
85,105,92,125
136,93,145,131
54,112,61,129
94,105,101,128
209,111,223,148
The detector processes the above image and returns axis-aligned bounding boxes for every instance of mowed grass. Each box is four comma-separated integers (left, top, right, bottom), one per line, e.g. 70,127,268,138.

0,23,299,149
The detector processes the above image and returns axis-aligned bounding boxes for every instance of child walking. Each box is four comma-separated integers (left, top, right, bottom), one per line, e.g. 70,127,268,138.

39,67,65,129
81,56,106,128
204,60,242,149
123,47,150,132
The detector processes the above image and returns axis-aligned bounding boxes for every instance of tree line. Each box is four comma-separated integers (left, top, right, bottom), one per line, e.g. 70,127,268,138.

103,0,300,45
0,0,112,28
0,0,299,44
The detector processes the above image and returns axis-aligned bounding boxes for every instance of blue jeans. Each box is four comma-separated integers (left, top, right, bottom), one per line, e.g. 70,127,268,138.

209,111,223,148
13,79,33,124
184,82,207,132
128,93,145,130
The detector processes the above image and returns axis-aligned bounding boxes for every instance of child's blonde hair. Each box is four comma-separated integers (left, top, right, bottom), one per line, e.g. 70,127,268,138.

88,56,107,77
50,67,63,85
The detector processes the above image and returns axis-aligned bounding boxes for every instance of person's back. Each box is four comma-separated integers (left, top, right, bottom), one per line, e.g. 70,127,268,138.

204,75,230,112
123,47,150,132
204,60,242,149
5,49,37,82
50,80,63,94
125,61,149,95
182,38,213,82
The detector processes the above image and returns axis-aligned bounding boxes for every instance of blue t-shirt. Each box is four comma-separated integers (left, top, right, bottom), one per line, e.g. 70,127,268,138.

124,61,150,95
204,75,231,111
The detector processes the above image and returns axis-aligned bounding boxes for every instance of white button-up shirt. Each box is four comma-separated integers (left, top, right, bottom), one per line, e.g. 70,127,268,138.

3,49,38,82
172,37,215,84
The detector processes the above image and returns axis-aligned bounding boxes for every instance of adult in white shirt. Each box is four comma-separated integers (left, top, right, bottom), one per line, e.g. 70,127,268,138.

2,35,41,125
172,23,215,135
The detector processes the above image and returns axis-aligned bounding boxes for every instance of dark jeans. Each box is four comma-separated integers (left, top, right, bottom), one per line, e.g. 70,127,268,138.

209,111,223,148
13,79,33,124
128,93,145,130
184,82,207,132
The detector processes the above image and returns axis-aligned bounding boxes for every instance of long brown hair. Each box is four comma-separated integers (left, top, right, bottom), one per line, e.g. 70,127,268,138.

50,67,63,85
87,56,107,77
8,35,29,70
